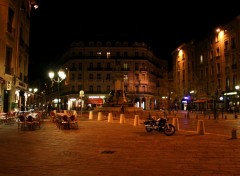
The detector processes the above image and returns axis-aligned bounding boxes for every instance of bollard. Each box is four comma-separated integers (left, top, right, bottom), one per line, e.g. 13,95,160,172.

225,115,227,120
231,128,237,139
120,114,125,124
108,112,113,123
197,120,205,135
134,115,139,126
172,118,179,131
89,111,93,120
98,111,103,121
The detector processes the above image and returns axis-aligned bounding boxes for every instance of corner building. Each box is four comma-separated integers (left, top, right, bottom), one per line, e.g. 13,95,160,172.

48,41,168,110
172,15,240,111
0,0,37,112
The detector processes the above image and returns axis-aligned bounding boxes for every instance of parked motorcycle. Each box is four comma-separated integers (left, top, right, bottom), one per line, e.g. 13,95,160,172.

143,115,175,136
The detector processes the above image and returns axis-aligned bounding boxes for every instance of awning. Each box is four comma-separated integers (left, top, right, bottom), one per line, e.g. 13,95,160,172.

194,99,207,103
86,98,103,105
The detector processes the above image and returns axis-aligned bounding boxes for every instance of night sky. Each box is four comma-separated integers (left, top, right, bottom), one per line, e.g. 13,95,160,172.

29,0,240,81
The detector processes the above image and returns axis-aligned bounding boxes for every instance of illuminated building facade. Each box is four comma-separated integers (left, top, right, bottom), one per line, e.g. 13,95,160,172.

46,41,168,110
172,15,240,111
0,0,37,112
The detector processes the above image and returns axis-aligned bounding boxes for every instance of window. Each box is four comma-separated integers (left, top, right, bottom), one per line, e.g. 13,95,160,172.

217,63,220,74
78,63,82,70
116,52,121,57
78,74,82,80
231,37,236,49
97,51,101,57
216,47,220,57
123,63,128,70
224,40,229,51
226,77,230,90
135,85,139,93
124,52,128,57
200,55,203,64
7,7,14,34
97,86,101,92
79,52,82,57
135,52,138,57
106,62,111,69
143,86,146,93
90,51,93,57
135,63,139,70
71,73,75,80
89,86,93,92
5,46,12,74
107,52,111,59
97,62,101,69
106,74,110,80
89,62,93,69
78,85,83,91
89,74,93,79
97,73,101,79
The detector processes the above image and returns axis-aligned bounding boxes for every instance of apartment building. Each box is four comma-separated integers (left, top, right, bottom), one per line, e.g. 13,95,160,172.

46,41,169,110
0,0,37,112
172,15,240,111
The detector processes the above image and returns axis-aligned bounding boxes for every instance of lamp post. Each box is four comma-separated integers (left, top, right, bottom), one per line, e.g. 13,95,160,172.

28,88,38,110
79,90,84,118
235,85,239,116
48,70,66,112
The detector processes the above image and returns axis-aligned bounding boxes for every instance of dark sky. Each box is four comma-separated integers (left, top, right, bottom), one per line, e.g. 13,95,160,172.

29,1,240,81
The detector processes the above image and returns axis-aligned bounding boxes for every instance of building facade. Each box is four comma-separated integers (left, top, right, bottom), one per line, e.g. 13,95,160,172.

0,0,37,112
46,41,169,111
172,15,240,111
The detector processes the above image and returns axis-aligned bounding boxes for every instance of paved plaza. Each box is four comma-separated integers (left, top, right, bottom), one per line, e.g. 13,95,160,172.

0,110,240,176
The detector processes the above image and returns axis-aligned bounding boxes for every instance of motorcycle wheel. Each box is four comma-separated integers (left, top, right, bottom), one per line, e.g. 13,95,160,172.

145,127,152,132
164,124,175,136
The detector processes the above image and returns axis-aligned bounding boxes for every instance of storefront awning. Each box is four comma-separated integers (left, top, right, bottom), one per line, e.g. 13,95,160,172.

194,99,207,103
86,98,103,105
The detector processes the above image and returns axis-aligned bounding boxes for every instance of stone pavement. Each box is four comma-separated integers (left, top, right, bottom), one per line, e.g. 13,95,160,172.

0,110,240,176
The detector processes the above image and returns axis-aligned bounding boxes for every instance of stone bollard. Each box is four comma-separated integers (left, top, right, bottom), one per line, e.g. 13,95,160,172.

197,120,205,135
172,118,179,131
89,111,93,120
98,111,103,121
134,115,139,126
120,114,125,124
231,128,237,139
64,110,67,114
108,112,113,123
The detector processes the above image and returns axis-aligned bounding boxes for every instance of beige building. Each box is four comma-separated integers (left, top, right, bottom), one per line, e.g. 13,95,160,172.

172,15,240,111
46,41,169,110
0,0,37,112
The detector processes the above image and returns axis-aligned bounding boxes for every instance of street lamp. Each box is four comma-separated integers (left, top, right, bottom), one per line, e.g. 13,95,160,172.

235,85,239,115
48,70,66,112
79,90,84,118
28,88,38,110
